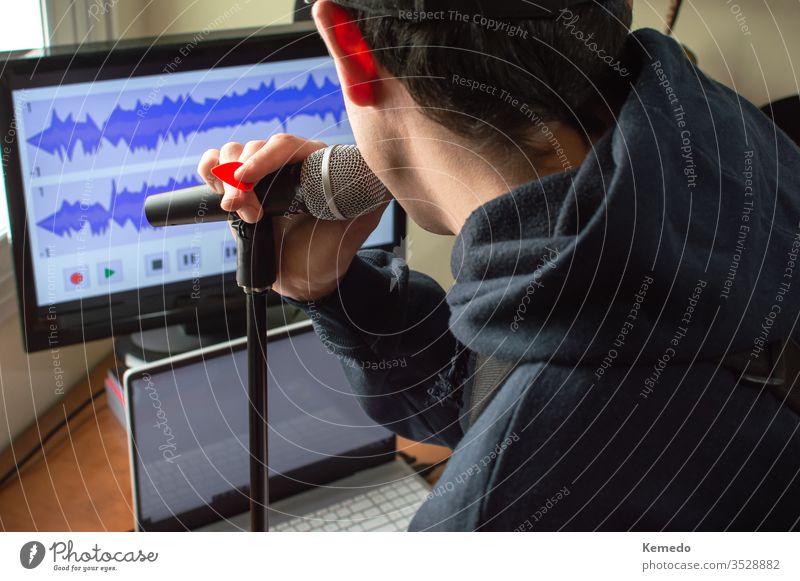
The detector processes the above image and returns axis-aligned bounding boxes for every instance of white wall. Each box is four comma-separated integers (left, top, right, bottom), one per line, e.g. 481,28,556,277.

111,0,295,40
0,236,110,451
633,0,800,106
0,323,110,452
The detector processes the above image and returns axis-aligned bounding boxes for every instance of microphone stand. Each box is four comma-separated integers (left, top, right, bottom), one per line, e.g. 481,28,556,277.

231,215,275,532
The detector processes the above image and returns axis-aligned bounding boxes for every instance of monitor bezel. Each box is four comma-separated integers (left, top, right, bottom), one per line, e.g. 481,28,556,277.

0,22,405,352
123,319,397,532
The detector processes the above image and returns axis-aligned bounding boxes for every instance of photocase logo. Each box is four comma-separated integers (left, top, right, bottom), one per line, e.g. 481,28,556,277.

20,541,46,569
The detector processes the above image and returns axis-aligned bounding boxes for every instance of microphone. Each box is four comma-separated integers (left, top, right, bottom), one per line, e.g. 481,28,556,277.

144,144,388,227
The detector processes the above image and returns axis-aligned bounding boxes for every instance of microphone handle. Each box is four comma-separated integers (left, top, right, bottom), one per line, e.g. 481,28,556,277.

144,184,225,227
144,163,305,227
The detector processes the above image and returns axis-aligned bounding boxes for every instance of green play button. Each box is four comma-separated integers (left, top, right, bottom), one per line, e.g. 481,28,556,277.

97,261,122,283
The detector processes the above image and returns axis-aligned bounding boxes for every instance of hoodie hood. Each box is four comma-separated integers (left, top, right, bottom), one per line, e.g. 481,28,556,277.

448,28,800,368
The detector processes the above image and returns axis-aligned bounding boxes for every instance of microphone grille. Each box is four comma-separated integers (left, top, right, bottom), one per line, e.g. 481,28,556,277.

299,144,388,220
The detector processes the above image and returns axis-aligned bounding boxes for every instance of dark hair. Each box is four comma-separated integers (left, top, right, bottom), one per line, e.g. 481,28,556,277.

350,1,633,152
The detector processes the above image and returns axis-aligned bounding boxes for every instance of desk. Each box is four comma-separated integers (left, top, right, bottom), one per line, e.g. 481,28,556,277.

0,354,450,531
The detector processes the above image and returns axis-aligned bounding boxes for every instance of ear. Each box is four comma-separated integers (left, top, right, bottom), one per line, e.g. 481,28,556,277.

313,0,379,107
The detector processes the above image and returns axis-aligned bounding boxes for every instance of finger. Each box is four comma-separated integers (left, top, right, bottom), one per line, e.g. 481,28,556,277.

197,148,223,193
236,201,263,224
232,141,269,223
218,142,246,212
239,139,267,163
233,133,326,183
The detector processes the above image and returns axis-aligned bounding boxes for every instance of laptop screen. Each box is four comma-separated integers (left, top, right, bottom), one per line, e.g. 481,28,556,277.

127,324,394,530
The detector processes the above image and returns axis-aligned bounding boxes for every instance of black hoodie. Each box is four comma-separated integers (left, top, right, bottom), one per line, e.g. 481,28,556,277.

293,28,800,530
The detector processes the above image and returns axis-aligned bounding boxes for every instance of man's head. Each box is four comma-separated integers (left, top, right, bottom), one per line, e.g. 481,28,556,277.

311,0,633,234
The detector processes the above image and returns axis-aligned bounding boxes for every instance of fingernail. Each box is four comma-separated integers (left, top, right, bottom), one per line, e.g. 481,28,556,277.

233,160,249,180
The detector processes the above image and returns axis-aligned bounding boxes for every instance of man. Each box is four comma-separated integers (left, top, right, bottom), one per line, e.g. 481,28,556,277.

198,0,800,530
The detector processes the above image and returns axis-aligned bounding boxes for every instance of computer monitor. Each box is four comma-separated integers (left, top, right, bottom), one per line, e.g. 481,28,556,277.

0,22,404,352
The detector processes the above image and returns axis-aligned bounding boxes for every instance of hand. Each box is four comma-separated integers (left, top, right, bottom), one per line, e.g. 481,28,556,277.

197,134,388,301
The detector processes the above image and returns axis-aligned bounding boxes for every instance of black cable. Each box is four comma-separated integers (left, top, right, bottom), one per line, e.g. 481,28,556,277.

0,387,105,489
665,0,683,35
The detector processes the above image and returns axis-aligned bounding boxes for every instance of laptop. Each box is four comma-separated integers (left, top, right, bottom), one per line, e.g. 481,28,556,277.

123,320,431,532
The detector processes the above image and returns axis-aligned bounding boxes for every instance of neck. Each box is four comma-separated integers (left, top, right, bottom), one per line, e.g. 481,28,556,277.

404,123,594,235
370,84,605,235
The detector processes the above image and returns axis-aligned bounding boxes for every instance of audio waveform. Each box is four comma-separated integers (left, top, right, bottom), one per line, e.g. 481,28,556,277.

37,175,202,237
27,75,344,160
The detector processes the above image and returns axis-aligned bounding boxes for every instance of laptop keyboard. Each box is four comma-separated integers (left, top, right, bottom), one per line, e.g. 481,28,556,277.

273,474,430,532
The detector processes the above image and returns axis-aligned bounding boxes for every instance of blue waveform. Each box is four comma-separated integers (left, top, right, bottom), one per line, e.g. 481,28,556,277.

37,175,201,237
27,75,345,160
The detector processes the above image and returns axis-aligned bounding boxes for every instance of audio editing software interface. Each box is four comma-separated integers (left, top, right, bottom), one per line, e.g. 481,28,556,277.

12,55,395,307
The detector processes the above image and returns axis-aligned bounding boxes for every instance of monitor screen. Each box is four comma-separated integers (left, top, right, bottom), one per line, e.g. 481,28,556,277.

11,55,396,307
127,326,393,530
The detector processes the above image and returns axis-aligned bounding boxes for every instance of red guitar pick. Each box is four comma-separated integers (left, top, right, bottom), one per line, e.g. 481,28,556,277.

211,161,255,191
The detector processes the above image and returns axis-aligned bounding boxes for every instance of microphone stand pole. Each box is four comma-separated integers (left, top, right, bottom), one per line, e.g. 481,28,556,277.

231,215,275,532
